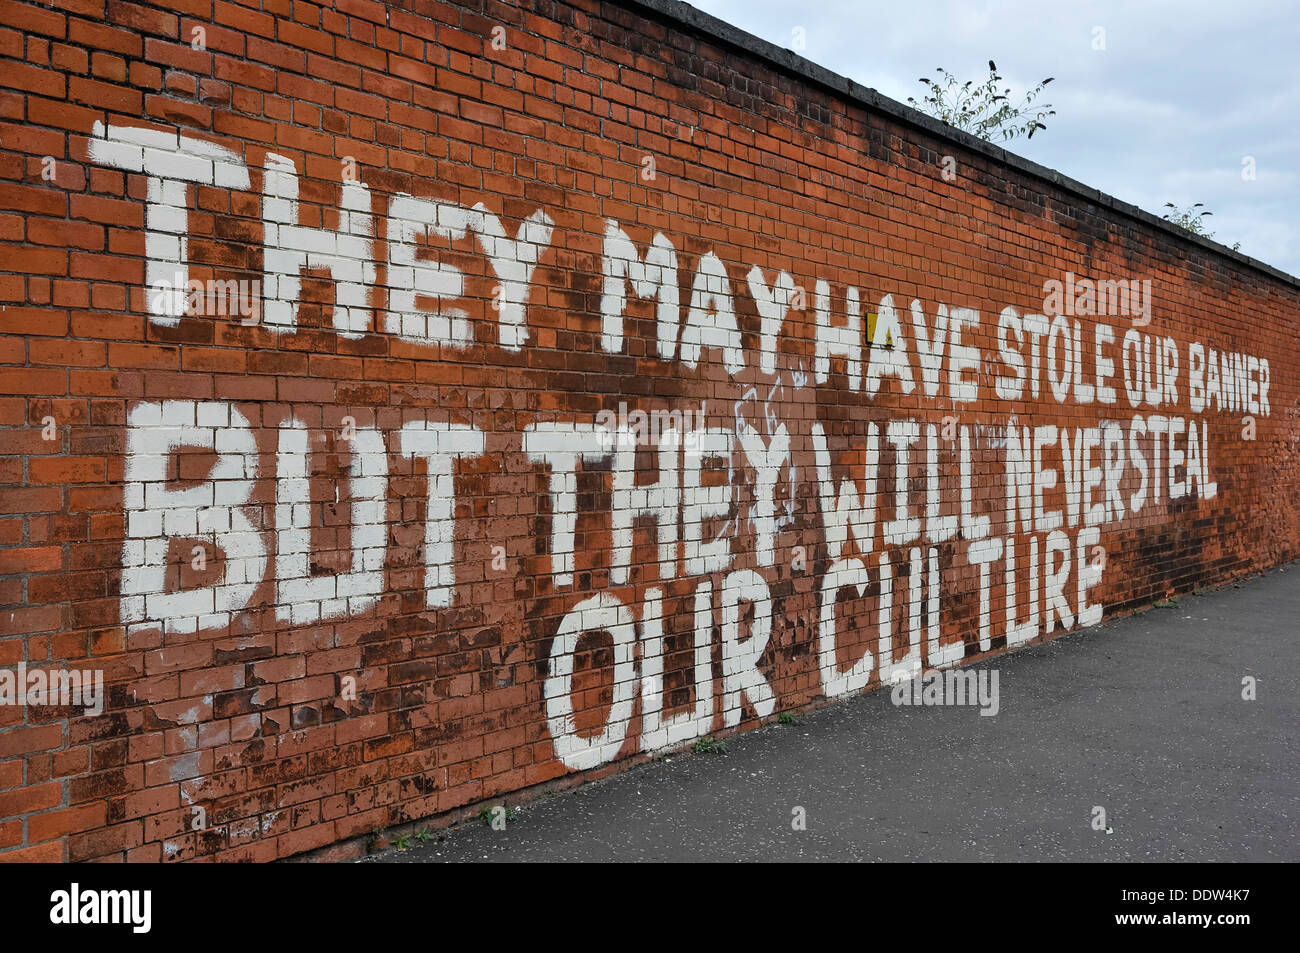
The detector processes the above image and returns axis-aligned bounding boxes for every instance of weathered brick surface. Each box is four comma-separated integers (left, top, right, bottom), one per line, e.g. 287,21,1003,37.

1,0,1298,861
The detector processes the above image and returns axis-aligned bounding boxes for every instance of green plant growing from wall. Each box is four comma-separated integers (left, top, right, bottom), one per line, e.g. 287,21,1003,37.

1162,202,1241,251
907,61,1055,141
1162,202,1213,236
477,804,519,826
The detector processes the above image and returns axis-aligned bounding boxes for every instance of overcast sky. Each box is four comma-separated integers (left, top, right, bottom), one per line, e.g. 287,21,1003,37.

689,0,1300,277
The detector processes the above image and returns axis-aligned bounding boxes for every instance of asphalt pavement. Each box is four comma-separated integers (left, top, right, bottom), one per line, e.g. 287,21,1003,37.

362,564,1299,862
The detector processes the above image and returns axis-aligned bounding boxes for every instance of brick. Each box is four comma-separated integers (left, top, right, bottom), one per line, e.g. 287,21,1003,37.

0,0,1292,866
0,781,61,817
0,840,63,862
27,801,106,841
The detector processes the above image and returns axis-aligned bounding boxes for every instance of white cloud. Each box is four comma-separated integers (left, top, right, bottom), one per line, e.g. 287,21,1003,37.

690,0,1300,275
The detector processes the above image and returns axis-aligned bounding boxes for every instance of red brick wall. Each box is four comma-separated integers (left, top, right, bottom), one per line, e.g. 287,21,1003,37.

1,0,1298,862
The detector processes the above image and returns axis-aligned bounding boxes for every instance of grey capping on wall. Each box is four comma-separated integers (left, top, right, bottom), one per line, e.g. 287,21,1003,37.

617,0,1300,291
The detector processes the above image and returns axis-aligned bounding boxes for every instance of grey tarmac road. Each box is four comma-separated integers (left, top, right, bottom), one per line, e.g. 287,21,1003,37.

361,563,1299,863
